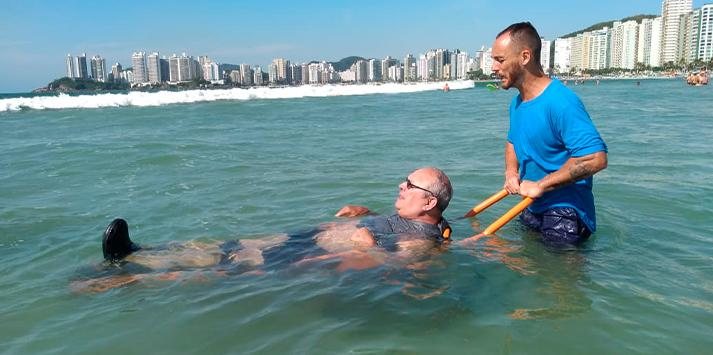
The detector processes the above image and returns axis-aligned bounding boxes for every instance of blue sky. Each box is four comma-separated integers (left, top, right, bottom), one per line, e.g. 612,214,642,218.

0,0,708,93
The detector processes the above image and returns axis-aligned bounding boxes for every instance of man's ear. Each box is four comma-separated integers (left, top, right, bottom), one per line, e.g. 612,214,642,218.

521,48,532,66
424,196,439,211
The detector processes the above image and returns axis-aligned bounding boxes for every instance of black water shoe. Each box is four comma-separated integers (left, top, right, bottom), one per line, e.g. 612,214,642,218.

102,218,141,262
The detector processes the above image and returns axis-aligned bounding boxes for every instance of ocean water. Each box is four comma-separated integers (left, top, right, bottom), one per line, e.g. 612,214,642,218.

1,79,712,354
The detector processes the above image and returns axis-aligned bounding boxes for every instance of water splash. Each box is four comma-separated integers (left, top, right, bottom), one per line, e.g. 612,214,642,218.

0,80,473,112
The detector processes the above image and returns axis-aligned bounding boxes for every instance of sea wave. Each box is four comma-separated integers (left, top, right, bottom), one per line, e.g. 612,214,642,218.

0,80,473,112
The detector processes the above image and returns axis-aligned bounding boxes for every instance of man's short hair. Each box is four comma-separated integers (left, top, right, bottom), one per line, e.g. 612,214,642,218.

424,167,452,212
497,22,542,64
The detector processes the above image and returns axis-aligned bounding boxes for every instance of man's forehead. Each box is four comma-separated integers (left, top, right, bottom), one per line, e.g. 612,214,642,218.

409,169,434,181
493,35,512,50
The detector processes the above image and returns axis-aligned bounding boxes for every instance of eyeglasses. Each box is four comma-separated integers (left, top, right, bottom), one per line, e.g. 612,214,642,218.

406,178,436,196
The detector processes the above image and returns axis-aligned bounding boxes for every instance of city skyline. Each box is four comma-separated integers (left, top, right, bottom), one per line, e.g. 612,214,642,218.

1,0,710,93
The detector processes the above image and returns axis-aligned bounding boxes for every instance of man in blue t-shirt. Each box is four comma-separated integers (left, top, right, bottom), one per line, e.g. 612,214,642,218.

491,22,608,246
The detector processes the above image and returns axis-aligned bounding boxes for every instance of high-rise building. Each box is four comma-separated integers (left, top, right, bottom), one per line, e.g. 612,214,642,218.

697,4,713,61
271,58,289,83
434,49,447,79
66,54,76,78
90,55,107,82
661,0,693,64
74,53,88,79
368,59,381,82
147,52,162,84
554,37,572,73
571,29,609,71
253,66,264,85
456,52,469,79
131,52,148,84
179,55,192,82
381,56,396,82
355,60,368,83
289,64,301,85
477,46,493,75
111,63,123,83
637,17,663,67
160,58,170,82
268,63,278,84
202,62,219,81
417,54,428,80
403,54,415,81
120,68,133,83
540,39,552,72
240,64,253,86
678,10,699,63
308,63,321,84
229,70,241,84
610,21,639,69
300,63,309,85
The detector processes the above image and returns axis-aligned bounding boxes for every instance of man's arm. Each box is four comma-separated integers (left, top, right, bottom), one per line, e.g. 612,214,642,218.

335,204,372,217
504,142,520,194
519,151,608,198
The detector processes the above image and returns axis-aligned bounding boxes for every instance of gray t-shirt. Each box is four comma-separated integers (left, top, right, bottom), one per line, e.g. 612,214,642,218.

357,214,451,249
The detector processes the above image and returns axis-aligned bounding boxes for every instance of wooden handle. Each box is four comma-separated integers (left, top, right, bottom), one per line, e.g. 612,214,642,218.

463,189,509,218
482,197,534,235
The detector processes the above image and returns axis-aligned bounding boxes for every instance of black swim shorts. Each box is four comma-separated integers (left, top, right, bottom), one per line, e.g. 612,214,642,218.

519,207,591,246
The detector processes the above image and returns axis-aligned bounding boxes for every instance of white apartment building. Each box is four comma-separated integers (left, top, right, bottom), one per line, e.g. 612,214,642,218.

147,52,161,84
131,52,148,84
661,0,693,64
66,54,76,78
355,60,368,83
610,21,639,69
553,37,572,74
240,64,253,86
253,66,264,85
540,39,552,72
697,4,713,61
417,54,428,80
637,17,663,67
90,55,106,82
403,54,415,81
478,46,493,75
456,52,469,79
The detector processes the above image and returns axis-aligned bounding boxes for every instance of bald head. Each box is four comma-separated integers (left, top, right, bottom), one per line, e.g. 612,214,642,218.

416,167,453,212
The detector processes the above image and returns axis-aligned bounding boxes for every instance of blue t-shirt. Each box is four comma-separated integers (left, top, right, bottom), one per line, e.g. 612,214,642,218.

507,79,607,231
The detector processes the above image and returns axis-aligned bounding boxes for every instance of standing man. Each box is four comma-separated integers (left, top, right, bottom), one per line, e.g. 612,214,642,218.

491,22,607,246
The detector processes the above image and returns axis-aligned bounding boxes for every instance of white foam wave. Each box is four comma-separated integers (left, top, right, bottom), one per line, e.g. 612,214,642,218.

1,80,473,112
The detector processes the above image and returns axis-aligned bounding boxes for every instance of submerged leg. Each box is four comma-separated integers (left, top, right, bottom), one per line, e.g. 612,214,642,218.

102,218,141,262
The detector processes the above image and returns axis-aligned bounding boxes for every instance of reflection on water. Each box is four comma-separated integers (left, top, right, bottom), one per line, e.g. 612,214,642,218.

465,218,593,320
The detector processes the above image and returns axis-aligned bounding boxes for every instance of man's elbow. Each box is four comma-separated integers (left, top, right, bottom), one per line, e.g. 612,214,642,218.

593,151,608,173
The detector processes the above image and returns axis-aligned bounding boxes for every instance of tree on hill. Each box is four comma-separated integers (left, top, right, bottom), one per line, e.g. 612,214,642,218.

330,56,366,71
561,14,657,38
46,77,129,92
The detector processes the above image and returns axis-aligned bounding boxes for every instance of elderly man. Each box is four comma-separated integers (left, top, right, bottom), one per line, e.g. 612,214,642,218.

77,167,452,292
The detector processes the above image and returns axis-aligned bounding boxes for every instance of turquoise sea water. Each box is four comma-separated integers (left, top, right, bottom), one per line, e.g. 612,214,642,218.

1,79,712,354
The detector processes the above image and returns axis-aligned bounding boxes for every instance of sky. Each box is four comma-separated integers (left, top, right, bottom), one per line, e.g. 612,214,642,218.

0,0,708,93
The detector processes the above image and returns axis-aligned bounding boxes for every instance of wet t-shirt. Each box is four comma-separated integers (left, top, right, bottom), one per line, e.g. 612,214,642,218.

357,214,450,250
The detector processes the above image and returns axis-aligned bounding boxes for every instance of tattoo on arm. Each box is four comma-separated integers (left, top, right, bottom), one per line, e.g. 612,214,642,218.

568,159,593,181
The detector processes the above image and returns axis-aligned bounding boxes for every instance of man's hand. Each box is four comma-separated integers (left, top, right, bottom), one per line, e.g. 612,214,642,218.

335,205,371,217
504,172,521,194
518,180,544,199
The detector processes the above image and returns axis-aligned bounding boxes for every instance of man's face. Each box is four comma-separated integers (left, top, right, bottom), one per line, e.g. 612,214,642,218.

491,34,523,90
395,169,436,219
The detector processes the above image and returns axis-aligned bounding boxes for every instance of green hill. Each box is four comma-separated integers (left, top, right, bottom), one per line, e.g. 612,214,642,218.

562,14,658,38
330,56,366,72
